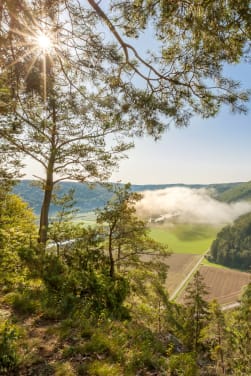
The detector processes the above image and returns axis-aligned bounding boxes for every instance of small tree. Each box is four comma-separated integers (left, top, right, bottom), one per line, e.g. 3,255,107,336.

96,183,169,278
201,300,228,375
48,188,80,256
183,271,209,354
229,283,251,374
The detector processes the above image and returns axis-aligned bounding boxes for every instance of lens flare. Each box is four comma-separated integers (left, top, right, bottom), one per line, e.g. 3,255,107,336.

36,33,52,51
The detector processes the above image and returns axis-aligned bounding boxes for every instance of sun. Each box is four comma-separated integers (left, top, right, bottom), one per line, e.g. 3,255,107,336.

36,33,52,52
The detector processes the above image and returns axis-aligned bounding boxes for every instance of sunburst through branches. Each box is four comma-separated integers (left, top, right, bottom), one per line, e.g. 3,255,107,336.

36,33,52,52
2,5,59,102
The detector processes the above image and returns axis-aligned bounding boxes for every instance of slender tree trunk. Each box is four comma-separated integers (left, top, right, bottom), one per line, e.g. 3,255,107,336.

38,166,54,245
117,243,121,272
217,324,225,375
38,100,57,246
108,231,115,278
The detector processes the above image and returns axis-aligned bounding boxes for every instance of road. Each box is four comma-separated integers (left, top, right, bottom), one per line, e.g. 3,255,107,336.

170,252,206,301
170,248,211,301
170,249,243,311
222,302,240,311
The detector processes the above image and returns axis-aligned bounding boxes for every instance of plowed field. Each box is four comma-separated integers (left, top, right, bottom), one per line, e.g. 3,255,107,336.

165,253,201,295
178,265,251,305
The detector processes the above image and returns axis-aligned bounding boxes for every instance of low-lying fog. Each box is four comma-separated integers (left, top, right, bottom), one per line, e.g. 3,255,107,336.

136,187,251,225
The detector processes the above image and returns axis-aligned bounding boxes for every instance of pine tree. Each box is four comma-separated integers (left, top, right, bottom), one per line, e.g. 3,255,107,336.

230,283,251,374
96,183,169,278
183,271,209,354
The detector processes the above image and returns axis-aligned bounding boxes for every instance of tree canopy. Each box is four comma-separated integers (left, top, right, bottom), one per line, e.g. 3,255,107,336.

208,211,251,269
0,0,251,243
1,1,250,124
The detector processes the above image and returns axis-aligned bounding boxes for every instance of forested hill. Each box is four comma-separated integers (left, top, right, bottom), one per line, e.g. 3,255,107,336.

216,181,251,203
13,180,247,215
209,211,251,270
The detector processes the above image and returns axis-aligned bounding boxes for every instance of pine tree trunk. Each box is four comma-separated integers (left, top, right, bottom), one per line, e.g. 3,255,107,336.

38,103,57,246
39,176,53,245
108,231,115,278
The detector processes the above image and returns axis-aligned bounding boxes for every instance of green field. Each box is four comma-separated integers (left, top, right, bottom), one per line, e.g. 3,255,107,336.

202,258,227,269
150,223,220,254
72,212,97,226
71,212,220,255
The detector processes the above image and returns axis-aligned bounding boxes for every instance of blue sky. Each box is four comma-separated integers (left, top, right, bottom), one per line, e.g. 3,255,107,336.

23,62,251,185
111,63,251,185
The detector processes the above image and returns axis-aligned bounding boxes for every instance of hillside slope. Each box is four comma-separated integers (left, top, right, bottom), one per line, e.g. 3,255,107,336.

13,180,247,215
216,181,251,203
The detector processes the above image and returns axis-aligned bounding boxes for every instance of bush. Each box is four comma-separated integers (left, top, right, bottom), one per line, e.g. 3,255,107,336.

8,291,40,316
54,361,76,376
168,352,198,376
88,360,123,376
0,322,20,374
41,246,130,319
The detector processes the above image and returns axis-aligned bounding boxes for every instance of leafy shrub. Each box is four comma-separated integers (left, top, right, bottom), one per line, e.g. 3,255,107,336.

0,322,19,374
40,241,130,318
88,360,123,376
8,291,40,315
168,352,198,376
54,361,76,376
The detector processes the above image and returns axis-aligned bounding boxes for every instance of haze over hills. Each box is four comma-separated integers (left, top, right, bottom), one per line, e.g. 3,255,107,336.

13,180,251,219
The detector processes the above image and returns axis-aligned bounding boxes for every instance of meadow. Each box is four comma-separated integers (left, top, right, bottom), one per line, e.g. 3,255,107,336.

149,223,219,254
72,214,250,306
149,222,250,305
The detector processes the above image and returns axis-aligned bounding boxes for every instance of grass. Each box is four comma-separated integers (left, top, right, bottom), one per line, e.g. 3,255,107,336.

71,214,220,255
202,258,228,269
70,211,97,226
150,223,220,254
63,210,220,256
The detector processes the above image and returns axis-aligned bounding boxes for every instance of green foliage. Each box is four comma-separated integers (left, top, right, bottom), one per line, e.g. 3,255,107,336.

168,352,198,376
40,228,130,318
183,272,209,353
124,327,166,373
201,300,228,374
54,361,76,376
96,183,169,278
48,188,80,251
59,316,168,375
6,289,41,316
0,193,37,289
0,193,36,246
0,322,19,374
228,283,251,374
87,361,122,376
1,0,250,245
209,212,251,269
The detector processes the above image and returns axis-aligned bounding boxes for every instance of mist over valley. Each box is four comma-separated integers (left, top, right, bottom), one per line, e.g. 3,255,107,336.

136,187,251,226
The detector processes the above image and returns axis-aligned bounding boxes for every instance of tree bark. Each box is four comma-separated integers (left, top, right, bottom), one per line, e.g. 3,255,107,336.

38,100,57,246
38,165,54,245
108,231,115,278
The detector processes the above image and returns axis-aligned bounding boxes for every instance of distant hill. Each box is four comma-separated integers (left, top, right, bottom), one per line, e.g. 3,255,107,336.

12,179,249,215
216,181,251,203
